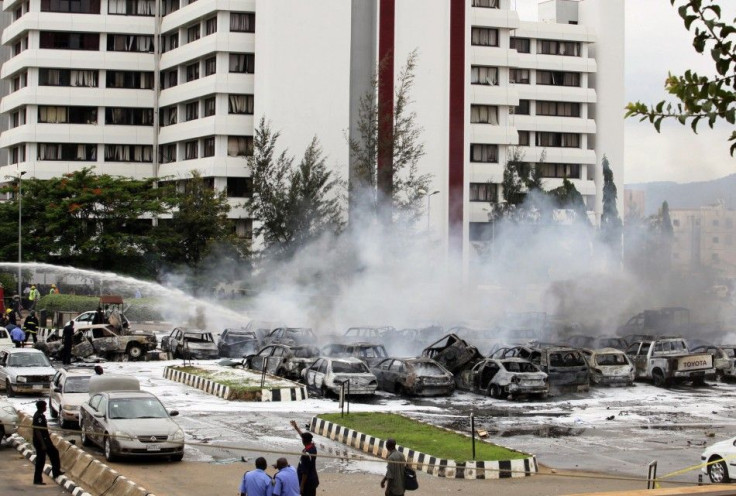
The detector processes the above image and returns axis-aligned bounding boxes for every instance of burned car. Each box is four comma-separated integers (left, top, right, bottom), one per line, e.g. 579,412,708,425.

343,326,394,342
245,344,320,380
261,327,317,347
321,342,389,368
456,358,548,399
690,344,732,380
302,357,378,397
566,335,628,351
162,328,218,359
421,333,483,373
370,357,454,397
714,345,736,381
218,328,260,358
581,348,635,386
37,324,157,361
243,321,287,342
492,345,589,394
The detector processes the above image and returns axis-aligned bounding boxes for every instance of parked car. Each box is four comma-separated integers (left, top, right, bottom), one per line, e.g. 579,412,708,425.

0,327,12,350
245,344,321,380
618,307,692,337
492,345,589,394
690,345,732,380
421,333,483,373
456,358,548,399
302,357,378,397
701,435,736,483
0,399,19,440
0,348,55,397
262,327,317,347
37,324,157,361
343,326,394,342
716,345,736,381
79,377,185,462
243,321,287,342
49,367,95,428
70,310,130,330
161,328,218,359
581,348,635,386
626,337,713,387
217,328,260,358
322,342,389,368
566,335,628,351
371,357,454,396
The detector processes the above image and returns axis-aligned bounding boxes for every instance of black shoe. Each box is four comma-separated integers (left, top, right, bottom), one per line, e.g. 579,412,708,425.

33,481,47,485
54,471,65,478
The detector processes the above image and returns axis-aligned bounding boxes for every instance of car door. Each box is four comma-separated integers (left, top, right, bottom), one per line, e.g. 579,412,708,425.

305,359,322,390
387,360,405,392
267,346,285,373
483,361,502,391
84,394,103,446
50,371,63,412
373,359,392,390
0,351,8,382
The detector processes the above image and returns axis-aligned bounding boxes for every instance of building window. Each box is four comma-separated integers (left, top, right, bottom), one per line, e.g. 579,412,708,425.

470,105,498,124
38,143,97,161
204,57,216,76
104,144,152,162
228,95,254,114
40,31,100,50
472,0,498,7
159,144,176,163
10,108,26,128
230,12,255,32
227,177,252,197
537,70,580,87
537,101,581,117
186,62,199,82
536,132,580,148
471,27,498,47
162,70,178,89
107,34,153,52
162,32,178,52
11,72,27,92
227,136,253,157
161,106,177,126
40,68,98,87
229,53,255,73
187,24,200,43
202,137,215,157
470,183,497,202
106,70,153,89
105,107,153,125
12,37,28,56
41,0,100,14
108,0,155,15
541,163,581,179
538,40,581,56
204,97,216,117
518,131,530,146
509,68,530,84
39,106,97,124
185,102,198,121
510,37,530,53
470,144,498,163
511,100,530,115
10,146,26,164
205,17,217,35
184,140,198,160
470,66,498,85
161,0,178,15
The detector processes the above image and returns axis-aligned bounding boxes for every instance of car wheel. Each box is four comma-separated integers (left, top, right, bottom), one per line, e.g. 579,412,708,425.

171,453,184,462
104,435,117,462
709,457,730,483
59,415,68,430
490,385,501,399
692,376,706,387
6,380,14,398
652,370,667,388
48,400,58,419
321,386,330,398
127,344,143,361
80,421,92,447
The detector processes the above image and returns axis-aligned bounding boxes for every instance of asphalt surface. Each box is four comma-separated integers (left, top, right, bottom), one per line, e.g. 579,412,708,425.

0,439,67,495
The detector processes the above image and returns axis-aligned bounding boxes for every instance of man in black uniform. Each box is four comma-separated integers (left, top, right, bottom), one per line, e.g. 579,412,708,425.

62,320,74,365
23,310,40,345
32,400,64,485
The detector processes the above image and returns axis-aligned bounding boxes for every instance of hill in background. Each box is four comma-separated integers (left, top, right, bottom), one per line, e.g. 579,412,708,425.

626,173,736,216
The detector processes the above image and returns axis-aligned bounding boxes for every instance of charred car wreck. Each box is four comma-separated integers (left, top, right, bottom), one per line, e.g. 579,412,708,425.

37,324,157,361
370,357,455,397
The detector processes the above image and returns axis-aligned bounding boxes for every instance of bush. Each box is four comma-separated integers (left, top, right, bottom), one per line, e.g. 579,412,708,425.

37,294,164,322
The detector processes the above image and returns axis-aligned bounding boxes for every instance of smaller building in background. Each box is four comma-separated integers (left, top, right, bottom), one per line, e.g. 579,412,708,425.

624,189,646,220
670,202,736,277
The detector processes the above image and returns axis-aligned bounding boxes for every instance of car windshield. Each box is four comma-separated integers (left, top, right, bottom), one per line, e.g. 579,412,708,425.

108,398,168,419
411,363,446,376
332,361,369,374
653,340,688,353
724,348,735,358
223,333,254,344
294,347,318,358
502,360,539,373
64,376,91,393
549,351,585,367
7,354,52,367
595,353,628,366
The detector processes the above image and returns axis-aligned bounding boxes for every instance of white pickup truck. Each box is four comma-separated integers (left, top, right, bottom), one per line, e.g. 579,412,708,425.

626,337,714,387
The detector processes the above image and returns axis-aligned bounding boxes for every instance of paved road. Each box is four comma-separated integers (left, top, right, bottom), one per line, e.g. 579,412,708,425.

0,440,67,495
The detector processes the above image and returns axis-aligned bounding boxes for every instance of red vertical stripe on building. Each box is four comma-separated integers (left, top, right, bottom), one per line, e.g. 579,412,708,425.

377,0,395,202
448,0,465,254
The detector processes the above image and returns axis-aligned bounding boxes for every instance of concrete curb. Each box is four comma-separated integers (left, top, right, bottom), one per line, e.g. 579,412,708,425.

309,416,538,480
164,365,308,402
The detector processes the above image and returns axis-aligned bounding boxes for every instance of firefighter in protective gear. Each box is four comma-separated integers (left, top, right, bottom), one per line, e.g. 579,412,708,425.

23,310,40,345
49,284,58,295
28,285,40,310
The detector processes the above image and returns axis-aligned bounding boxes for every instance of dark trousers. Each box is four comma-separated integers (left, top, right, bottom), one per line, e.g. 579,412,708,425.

24,333,37,344
12,340,22,348
34,443,61,483
302,484,318,496
62,345,72,365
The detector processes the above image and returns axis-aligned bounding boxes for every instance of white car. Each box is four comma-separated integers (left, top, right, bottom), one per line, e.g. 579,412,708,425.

0,348,56,397
701,436,736,483
49,368,95,428
582,348,636,386
0,399,19,439
302,357,378,397
0,327,13,350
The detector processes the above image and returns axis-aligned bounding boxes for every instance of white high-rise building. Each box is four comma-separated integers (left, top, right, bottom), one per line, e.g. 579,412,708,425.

0,0,624,254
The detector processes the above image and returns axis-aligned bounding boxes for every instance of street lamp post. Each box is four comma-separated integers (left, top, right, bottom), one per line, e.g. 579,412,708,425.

12,171,26,297
426,190,439,230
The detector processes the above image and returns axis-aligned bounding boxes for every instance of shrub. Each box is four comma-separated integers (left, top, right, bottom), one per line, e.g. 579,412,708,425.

37,295,164,322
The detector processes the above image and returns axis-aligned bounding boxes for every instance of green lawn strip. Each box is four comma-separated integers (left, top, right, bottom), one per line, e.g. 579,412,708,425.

172,366,264,393
319,412,526,463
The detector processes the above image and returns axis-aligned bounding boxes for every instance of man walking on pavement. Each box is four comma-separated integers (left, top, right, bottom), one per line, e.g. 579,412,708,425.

272,457,300,496
9,324,25,347
23,310,39,345
380,439,406,496
238,456,272,496
291,420,319,496
62,320,74,365
32,400,64,485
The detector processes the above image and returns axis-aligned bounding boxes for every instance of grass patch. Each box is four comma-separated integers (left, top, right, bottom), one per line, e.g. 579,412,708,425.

319,412,526,462
171,366,265,397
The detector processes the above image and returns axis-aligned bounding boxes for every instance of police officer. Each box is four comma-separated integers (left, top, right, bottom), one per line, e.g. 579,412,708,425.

61,320,74,365
32,400,64,485
23,310,40,345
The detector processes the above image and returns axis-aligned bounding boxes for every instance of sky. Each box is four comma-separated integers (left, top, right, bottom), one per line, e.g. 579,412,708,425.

517,0,735,185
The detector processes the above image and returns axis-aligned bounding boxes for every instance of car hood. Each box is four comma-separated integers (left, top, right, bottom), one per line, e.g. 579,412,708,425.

703,437,736,458
9,366,55,377
185,343,217,351
108,418,181,436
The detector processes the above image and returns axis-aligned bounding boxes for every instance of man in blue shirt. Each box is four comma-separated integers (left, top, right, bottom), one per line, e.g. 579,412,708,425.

239,457,273,496
272,457,300,496
9,325,25,347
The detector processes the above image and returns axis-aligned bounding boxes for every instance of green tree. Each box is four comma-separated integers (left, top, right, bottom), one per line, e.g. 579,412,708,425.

625,0,736,154
601,155,623,246
502,146,526,206
548,178,588,222
350,49,432,224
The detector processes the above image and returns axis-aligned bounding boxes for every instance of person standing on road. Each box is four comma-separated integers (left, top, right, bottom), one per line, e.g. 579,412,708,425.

61,320,74,365
380,439,406,496
28,285,40,311
290,420,319,496
23,310,39,345
92,306,105,325
48,284,58,295
6,307,17,326
9,324,25,348
32,400,64,485
272,457,299,496
238,456,273,496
